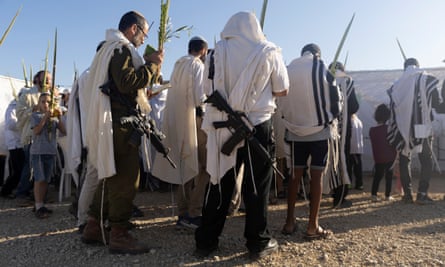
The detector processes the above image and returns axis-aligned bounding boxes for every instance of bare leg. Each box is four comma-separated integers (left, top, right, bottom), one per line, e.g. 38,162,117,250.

307,169,322,234
34,181,48,205
283,167,303,232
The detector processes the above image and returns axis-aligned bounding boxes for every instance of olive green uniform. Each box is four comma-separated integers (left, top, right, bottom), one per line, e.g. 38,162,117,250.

89,46,158,227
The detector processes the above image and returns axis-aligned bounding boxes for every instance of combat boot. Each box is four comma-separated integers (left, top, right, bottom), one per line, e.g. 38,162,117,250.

109,226,150,255
81,217,108,245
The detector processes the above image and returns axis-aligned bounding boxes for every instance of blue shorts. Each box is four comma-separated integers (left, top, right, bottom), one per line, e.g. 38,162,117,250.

290,140,328,170
31,154,55,182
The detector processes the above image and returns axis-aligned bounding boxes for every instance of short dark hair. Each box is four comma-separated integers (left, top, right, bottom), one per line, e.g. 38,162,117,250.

301,43,321,57
374,103,390,123
39,91,50,100
118,11,146,32
404,58,419,70
328,62,345,72
33,70,50,84
188,39,208,54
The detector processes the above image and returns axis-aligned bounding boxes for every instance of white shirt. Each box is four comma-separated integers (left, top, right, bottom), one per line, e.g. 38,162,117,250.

350,114,363,154
4,100,22,150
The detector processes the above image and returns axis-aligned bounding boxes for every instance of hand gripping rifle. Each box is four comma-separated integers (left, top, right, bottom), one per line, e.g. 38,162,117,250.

100,80,177,169
205,90,284,178
120,112,177,169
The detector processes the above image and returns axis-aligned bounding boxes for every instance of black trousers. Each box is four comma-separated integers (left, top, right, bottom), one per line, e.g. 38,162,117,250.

195,119,274,253
399,138,433,196
371,162,393,197
1,148,25,196
0,155,5,186
348,154,363,188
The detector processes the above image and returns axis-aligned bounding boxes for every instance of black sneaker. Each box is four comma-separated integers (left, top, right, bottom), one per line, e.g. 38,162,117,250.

416,194,433,205
78,223,86,234
194,244,218,258
249,238,279,260
180,216,201,229
402,195,414,204
132,205,144,218
35,207,51,219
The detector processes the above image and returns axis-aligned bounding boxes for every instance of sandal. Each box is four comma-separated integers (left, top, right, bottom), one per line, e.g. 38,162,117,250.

304,226,332,240
281,223,298,235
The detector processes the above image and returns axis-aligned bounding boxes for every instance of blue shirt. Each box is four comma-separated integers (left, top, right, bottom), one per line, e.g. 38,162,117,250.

30,112,58,155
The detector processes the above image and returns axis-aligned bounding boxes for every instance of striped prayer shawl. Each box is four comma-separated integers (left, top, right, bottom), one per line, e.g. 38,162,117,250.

387,71,438,152
279,53,340,137
311,57,340,126
325,74,358,191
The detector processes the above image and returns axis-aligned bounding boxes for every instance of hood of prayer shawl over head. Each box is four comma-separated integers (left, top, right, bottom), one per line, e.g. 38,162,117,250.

220,11,265,44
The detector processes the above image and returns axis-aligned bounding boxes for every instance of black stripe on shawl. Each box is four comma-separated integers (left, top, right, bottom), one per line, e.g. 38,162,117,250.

425,74,439,113
312,57,323,124
327,69,340,118
410,75,423,147
386,85,405,150
318,59,329,123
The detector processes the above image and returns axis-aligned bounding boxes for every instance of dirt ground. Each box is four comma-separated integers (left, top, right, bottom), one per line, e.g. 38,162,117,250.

0,172,444,266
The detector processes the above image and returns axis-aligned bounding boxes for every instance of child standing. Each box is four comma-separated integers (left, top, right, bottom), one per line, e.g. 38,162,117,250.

31,92,66,218
369,104,396,201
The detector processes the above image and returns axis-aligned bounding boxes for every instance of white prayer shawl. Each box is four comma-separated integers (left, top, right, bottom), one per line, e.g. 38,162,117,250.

203,11,286,184
84,29,145,180
387,66,436,155
152,55,202,184
65,69,89,182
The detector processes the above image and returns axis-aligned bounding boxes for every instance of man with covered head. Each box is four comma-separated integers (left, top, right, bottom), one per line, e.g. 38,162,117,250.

278,43,340,239
194,11,289,260
387,58,444,204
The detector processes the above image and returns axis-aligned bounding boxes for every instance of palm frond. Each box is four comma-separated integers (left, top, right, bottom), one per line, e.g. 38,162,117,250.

0,5,22,47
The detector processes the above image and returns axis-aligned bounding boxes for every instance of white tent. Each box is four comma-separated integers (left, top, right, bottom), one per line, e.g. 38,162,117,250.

0,75,25,155
350,67,445,172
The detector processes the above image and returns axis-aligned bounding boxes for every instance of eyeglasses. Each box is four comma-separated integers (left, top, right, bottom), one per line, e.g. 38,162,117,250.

136,24,148,39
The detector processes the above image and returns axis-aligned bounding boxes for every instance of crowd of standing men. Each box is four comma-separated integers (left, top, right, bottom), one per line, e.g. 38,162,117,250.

1,9,445,261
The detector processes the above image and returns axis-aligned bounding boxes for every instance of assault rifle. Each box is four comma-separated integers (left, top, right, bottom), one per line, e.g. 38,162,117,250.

120,113,177,169
100,80,176,169
205,90,282,178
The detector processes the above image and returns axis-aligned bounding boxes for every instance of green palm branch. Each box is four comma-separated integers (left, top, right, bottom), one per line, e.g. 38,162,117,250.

0,5,22,47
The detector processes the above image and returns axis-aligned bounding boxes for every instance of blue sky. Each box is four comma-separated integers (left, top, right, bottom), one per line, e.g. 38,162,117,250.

1,0,445,87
